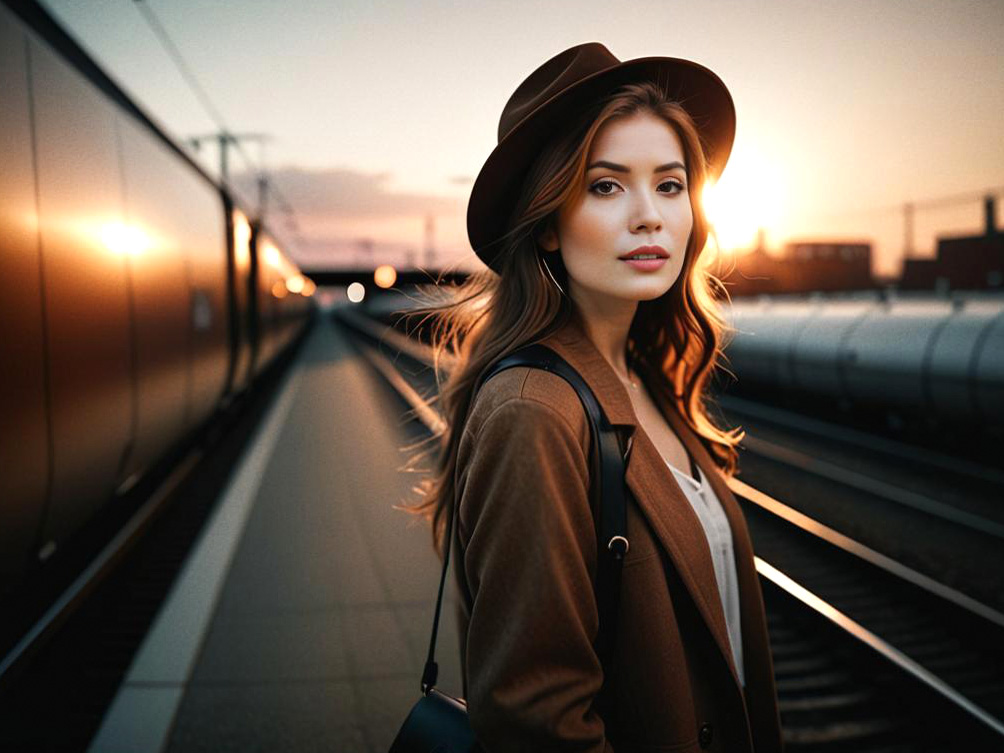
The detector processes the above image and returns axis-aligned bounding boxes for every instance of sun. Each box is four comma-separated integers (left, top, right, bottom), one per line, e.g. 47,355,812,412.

702,148,785,252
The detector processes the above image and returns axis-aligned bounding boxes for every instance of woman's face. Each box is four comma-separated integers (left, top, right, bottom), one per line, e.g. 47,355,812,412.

540,111,693,316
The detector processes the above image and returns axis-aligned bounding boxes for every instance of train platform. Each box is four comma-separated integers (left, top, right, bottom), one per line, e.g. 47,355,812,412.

86,316,462,753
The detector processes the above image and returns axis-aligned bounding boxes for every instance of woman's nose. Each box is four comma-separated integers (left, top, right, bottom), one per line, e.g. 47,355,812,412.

631,193,663,233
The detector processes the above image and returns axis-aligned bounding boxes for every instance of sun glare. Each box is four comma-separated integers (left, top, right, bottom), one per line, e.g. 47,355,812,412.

100,221,152,257
702,149,784,252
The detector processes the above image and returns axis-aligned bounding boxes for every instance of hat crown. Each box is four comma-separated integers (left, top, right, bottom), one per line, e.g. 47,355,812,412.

498,43,621,142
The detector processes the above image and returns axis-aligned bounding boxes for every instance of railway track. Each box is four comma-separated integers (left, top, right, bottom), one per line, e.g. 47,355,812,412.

745,494,1004,716
721,408,1004,615
719,394,1004,490
719,393,1004,539
334,303,1004,750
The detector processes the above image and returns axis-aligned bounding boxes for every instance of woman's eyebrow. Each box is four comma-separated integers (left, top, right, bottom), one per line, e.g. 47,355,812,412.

586,160,686,173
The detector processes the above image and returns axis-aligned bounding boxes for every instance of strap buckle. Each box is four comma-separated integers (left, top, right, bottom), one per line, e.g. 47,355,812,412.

607,535,629,557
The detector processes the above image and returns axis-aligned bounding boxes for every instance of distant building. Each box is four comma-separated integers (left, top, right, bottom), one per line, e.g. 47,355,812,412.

900,195,1003,291
723,236,874,297
780,241,873,291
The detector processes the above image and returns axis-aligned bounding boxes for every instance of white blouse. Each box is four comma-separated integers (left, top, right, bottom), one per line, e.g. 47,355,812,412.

666,459,746,688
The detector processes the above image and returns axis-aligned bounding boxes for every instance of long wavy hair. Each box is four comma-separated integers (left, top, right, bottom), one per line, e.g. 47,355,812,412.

400,80,743,555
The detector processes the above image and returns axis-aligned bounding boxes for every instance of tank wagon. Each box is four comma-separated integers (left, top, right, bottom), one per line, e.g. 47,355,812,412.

726,293,1004,430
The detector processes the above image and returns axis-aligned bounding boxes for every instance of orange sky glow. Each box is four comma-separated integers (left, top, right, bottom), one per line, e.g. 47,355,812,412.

43,0,1004,279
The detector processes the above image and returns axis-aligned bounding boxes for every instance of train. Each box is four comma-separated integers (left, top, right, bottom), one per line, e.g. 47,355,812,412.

725,293,1004,431
0,1,315,601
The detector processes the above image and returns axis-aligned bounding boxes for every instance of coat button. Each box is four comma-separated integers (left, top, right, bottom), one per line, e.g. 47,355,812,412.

698,722,714,748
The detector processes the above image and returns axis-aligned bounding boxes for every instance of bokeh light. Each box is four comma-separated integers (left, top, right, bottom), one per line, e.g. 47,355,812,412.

374,265,397,289
346,282,366,303
232,210,251,267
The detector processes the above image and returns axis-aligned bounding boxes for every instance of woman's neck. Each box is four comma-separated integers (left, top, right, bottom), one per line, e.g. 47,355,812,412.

570,296,637,381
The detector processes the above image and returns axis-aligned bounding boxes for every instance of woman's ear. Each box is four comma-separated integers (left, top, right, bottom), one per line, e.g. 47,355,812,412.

538,225,560,252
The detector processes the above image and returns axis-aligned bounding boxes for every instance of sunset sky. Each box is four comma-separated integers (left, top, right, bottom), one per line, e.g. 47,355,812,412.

42,0,1004,278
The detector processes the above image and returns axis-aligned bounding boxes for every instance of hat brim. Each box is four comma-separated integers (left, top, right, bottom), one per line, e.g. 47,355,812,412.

467,56,736,272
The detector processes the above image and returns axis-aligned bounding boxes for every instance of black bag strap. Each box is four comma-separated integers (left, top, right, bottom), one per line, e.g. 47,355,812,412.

421,343,629,697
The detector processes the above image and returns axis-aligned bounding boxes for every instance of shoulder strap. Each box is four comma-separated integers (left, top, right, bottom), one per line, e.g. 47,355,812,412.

421,343,628,696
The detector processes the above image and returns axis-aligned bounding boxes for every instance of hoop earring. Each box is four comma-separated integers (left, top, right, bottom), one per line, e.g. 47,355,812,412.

537,251,565,297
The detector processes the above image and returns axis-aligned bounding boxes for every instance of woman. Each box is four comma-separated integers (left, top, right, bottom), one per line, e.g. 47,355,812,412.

404,43,783,752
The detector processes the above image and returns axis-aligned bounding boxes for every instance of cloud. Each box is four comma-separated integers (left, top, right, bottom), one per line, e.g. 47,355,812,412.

228,165,477,270
231,165,464,219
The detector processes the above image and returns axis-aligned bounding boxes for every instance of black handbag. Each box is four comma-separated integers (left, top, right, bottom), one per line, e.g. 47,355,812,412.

388,343,630,753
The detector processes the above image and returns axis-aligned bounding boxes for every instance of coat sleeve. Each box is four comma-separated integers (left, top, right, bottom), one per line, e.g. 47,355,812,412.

457,396,615,753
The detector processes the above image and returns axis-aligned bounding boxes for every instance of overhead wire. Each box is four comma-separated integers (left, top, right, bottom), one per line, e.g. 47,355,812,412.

131,0,303,249
793,185,1004,224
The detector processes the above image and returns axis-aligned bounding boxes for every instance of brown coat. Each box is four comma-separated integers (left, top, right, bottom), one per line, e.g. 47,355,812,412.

452,312,784,753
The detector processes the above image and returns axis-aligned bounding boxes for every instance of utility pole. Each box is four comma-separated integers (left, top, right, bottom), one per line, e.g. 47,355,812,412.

424,214,436,269
187,130,271,187
903,201,915,260
257,173,269,219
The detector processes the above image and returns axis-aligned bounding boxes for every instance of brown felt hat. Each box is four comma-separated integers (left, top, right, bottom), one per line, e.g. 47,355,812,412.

467,42,736,273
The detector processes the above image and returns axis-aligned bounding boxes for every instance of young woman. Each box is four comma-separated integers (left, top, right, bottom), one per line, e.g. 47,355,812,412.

405,43,783,752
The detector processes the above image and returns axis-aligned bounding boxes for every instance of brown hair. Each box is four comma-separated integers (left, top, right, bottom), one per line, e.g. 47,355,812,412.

400,80,743,555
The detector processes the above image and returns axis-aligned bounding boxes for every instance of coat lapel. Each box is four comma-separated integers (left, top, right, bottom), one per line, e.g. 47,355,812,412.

539,314,742,689
651,377,782,746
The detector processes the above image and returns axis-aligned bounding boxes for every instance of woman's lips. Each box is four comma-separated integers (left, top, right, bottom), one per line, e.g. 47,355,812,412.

621,257,668,271
618,244,669,271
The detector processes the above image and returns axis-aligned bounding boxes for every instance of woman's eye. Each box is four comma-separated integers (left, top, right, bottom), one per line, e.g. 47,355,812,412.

659,179,685,194
589,180,620,195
